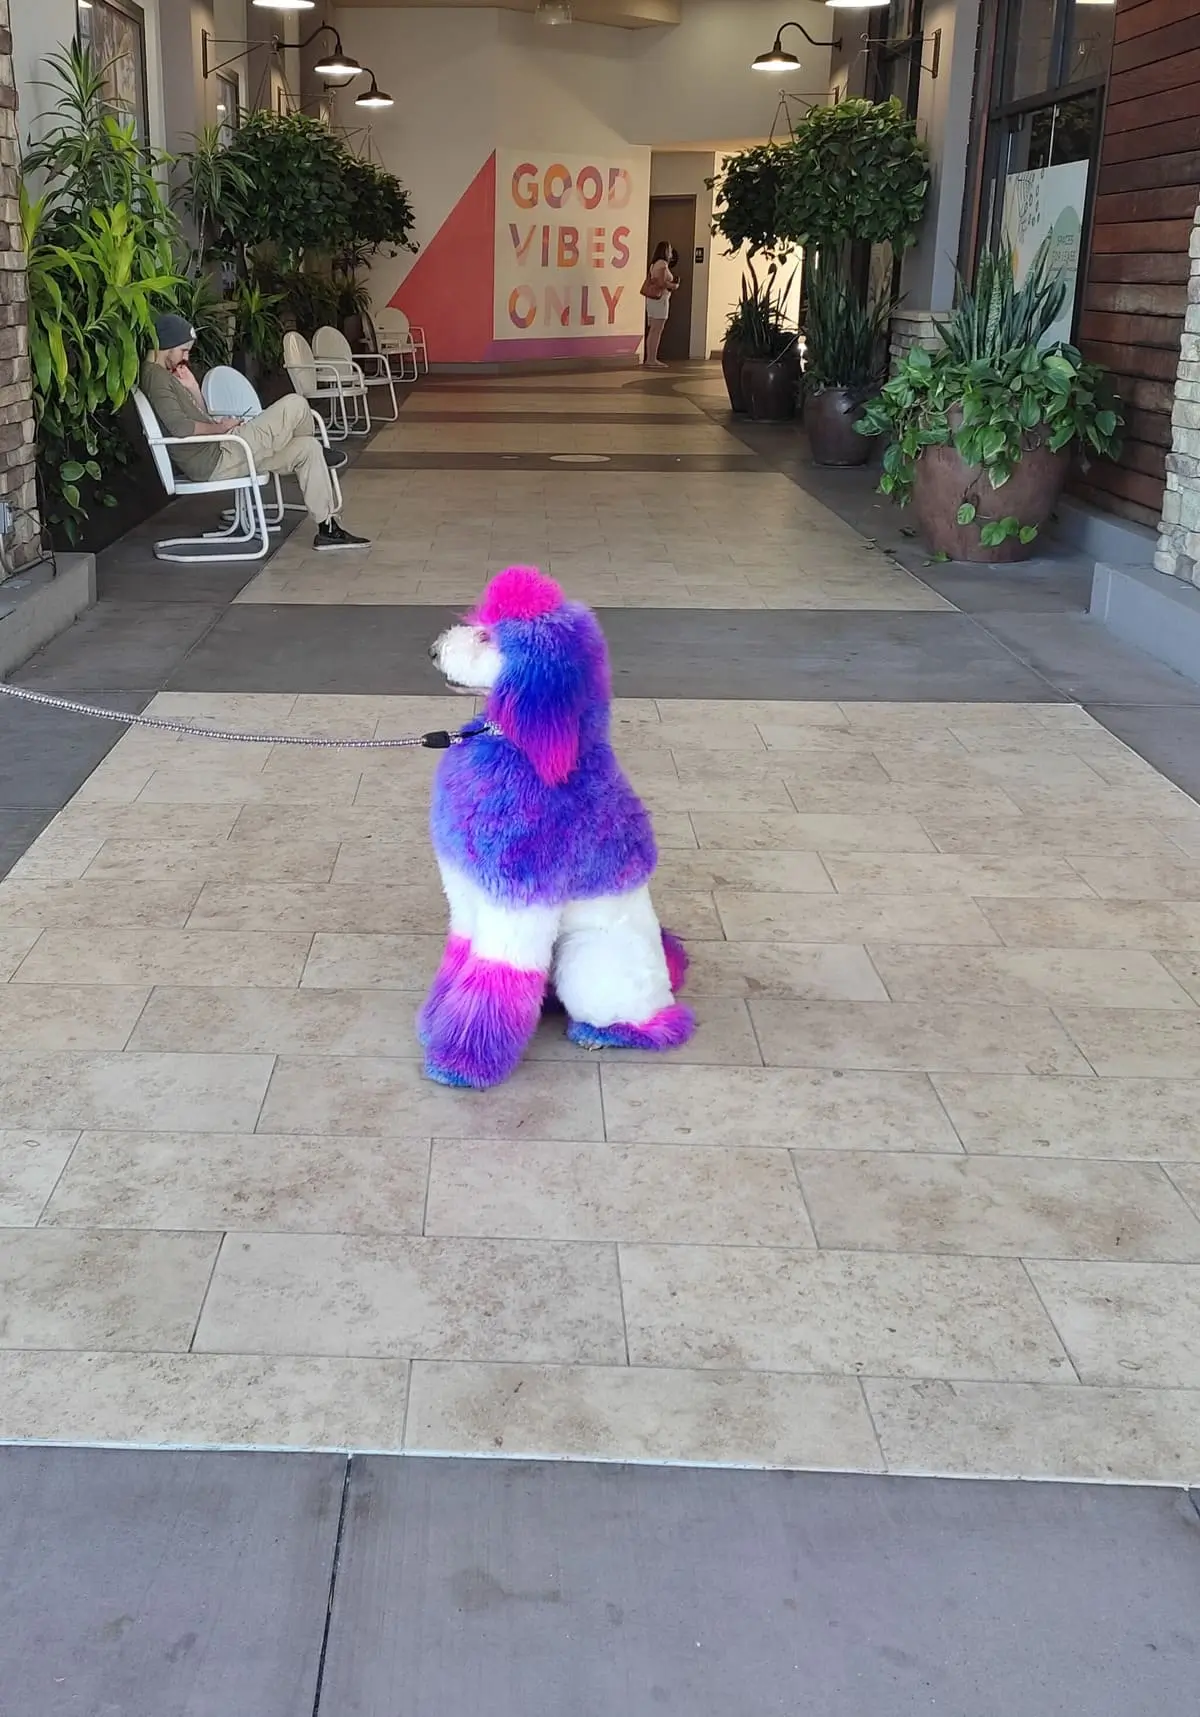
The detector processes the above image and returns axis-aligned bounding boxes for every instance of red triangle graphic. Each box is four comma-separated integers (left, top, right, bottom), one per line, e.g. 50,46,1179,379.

389,154,495,364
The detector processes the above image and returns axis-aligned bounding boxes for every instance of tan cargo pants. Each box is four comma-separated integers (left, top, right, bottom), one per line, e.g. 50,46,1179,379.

211,394,335,525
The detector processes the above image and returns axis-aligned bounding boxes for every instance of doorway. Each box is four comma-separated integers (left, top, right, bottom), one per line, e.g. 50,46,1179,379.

647,196,696,362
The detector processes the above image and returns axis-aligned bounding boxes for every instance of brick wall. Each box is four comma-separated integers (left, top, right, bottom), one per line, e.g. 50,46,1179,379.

1155,199,1200,587
0,0,39,572
888,309,942,375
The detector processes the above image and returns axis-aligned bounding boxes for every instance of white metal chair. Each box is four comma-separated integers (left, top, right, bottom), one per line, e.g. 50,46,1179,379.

313,325,399,420
132,388,271,563
283,330,370,439
371,308,427,378
201,365,343,522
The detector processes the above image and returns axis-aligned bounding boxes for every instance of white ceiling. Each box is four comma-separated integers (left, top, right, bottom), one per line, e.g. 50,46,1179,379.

343,0,682,27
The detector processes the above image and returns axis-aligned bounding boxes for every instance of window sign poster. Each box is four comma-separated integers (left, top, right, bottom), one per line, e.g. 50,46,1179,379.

493,152,646,356
1001,159,1090,349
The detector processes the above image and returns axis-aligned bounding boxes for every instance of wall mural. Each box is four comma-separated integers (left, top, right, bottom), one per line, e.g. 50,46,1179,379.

389,150,649,364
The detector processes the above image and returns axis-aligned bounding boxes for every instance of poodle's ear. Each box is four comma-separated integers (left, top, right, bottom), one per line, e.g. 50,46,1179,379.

491,610,589,786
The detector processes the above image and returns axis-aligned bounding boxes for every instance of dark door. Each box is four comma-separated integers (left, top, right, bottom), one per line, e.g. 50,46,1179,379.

647,195,696,362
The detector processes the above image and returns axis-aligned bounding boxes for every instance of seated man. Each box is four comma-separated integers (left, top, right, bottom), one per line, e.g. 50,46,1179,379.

139,314,369,553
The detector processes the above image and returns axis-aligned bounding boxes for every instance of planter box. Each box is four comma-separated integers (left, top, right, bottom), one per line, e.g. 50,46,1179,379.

0,552,96,677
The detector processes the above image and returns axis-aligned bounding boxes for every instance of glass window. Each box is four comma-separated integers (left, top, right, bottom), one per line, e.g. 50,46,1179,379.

76,0,150,142
1007,0,1060,102
1067,0,1116,86
215,74,239,148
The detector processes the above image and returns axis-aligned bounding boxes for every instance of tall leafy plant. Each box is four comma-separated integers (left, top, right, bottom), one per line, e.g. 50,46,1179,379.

22,43,182,542
775,98,930,253
710,146,789,259
219,110,353,269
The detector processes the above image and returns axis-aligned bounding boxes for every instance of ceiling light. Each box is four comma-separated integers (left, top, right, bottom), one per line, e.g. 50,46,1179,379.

251,0,316,12
751,21,842,71
825,0,889,8
752,46,800,70
312,32,362,82
354,73,394,108
535,0,573,21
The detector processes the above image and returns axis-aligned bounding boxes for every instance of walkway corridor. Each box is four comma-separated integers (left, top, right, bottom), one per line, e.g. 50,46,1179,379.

3,368,1200,1485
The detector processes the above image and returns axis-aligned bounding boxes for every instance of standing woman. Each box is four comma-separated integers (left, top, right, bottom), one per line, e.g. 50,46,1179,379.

642,241,678,369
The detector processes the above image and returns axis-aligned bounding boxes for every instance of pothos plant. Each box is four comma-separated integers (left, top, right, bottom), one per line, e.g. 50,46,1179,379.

856,240,1123,550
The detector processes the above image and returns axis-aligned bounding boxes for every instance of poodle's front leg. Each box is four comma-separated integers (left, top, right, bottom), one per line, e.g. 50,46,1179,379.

422,867,559,1089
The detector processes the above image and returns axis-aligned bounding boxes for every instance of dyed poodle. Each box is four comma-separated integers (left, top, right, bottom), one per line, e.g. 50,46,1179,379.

420,565,694,1088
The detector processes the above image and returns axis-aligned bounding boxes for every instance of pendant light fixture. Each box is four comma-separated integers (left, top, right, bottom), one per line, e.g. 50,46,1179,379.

354,72,394,109
751,19,842,71
251,0,316,12
311,30,363,83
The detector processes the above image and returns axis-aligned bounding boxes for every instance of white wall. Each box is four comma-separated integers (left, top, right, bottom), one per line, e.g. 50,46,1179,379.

899,0,983,314
14,0,167,152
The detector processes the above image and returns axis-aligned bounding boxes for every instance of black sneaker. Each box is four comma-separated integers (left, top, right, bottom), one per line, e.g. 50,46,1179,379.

314,519,370,551
323,447,349,471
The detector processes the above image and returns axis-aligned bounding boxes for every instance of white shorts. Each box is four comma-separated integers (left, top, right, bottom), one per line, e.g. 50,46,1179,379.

646,296,670,322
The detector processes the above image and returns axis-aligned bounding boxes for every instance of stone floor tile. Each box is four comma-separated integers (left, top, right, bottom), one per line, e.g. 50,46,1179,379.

425,1141,814,1245
717,891,1000,945
195,1232,626,1363
1026,1261,1200,1386
920,815,1187,857
300,933,442,990
259,1055,604,1139
405,1362,883,1469
749,999,1091,1074
980,898,1200,951
794,1152,1200,1259
1054,1008,1200,1076
932,1073,1200,1158
0,985,149,1051
824,854,1096,898
600,1064,962,1150
694,811,937,854
0,929,39,979
12,928,313,988
129,985,427,1058
0,1051,274,1132
865,1378,1200,1482
1158,953,1200,1005
83,836,342,885
655,849,834,894
869,945,1196,1010
0,1228,218,1350
185,881,445,934
0,1130,80,1224
681,940,887,1001
43,1131,430,1233
620,1245,1071,1380
0,1351,410,1449
1067,855,1200,900
0,881,206,930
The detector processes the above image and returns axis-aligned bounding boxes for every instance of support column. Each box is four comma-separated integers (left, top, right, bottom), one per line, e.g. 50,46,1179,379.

0,0,39,571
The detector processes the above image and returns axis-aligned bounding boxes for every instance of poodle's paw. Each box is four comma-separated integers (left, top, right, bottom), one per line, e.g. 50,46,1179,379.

567,1002,696,1053
661,928,689,993
423,1056,483,1090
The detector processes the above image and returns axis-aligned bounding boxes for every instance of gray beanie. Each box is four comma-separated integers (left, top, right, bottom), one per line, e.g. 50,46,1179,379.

153,312,196,350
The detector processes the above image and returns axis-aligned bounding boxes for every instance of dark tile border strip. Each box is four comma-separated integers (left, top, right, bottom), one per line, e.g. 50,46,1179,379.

394,410,706,425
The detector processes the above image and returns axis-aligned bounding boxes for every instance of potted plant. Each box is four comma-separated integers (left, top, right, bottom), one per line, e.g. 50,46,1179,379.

857,242,1123,561
802,260,893,465
231,280,283,388
709,149,790,413
738,267,800,423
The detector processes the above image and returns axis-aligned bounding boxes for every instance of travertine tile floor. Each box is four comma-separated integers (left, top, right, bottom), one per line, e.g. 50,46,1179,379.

3,691,1200,1480
236,469,950,609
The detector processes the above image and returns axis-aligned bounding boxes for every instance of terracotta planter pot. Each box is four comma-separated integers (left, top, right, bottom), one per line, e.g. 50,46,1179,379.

806,387,874,467
721,340,748,413
742,352,799,423
911,438,1071,563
